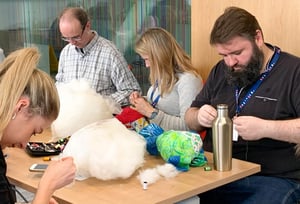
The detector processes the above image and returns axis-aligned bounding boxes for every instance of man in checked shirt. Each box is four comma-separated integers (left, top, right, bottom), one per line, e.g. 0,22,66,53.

56,7,141,107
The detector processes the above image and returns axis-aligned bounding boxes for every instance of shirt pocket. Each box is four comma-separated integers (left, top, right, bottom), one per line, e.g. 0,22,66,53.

250,95,278,118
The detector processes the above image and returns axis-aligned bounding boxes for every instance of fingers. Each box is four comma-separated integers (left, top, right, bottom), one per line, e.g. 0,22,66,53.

131,97,147,109
129,92,141,105
38,156,76,193
132,92,140,98
130,91,140,100
60,156,73,162
198,105,217,127
49,197,59,204
204,105,218,118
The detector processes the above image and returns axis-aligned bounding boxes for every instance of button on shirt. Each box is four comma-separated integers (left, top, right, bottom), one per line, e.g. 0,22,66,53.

56,31,141,106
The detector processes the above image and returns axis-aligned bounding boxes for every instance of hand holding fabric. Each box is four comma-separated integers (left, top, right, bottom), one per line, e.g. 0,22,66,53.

130,94,155,117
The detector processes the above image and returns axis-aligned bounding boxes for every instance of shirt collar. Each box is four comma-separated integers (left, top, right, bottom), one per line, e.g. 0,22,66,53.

75,30,99,55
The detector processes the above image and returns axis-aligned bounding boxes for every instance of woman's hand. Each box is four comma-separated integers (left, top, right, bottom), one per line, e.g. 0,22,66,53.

33,157,76,204
39,157,76,192
49,197,59,204
129,93,154,117
129,91,141,105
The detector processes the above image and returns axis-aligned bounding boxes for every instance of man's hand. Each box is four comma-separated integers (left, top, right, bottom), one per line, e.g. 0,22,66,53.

233,116,268,140
197,105,217,127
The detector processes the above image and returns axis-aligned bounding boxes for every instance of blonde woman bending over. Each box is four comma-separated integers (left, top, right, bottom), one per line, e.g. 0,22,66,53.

0,47,76,204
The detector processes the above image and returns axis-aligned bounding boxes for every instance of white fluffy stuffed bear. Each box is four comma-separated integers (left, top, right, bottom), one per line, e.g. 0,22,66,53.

51,79,119,140
61,118,146,180
52,80,146,180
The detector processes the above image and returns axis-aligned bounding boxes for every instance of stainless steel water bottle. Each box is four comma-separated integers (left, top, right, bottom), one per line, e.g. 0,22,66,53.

212,104,232,171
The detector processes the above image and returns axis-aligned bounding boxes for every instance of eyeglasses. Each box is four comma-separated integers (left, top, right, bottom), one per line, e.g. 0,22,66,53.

61,24,86,42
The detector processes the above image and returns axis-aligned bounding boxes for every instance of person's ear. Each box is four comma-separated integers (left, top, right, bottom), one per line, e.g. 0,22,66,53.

15,97,30,113
254,30,264,47
85,21,91,31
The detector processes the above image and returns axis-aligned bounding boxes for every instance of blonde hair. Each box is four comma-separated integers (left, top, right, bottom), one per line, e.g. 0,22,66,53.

135,27,201,96
0,47,60,139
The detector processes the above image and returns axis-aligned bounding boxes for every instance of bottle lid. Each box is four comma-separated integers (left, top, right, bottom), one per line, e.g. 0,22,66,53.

217,104,228,109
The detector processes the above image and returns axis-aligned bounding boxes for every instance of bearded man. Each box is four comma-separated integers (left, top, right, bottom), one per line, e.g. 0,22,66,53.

185,7,300,204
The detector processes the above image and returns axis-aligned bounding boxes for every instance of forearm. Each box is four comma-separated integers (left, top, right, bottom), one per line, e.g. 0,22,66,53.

55,55,65,83
111,87,141,107
110,90,131,106
151,110,188,130
32,184,54,204
264,118,300,143
112,63,141,106
184,107,205,132
55,69,63,83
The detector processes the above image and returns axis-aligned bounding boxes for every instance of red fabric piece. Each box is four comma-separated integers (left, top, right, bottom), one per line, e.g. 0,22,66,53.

199,130,207,141
115,106,144,124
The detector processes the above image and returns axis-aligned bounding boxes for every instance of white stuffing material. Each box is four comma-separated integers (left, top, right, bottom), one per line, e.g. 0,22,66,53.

137,168,161,185
156,163,179,178
61,118,146,180
137,163,180,187
51,79,120,140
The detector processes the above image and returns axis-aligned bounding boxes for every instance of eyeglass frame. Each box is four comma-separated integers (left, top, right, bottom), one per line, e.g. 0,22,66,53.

61,24,86,42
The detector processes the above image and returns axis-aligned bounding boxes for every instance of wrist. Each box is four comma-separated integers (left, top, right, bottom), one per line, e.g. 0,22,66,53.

34,183,54,204
148,109,159,120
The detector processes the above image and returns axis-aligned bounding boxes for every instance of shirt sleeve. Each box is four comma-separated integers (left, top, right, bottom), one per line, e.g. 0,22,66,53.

151,73,203,130
55,47,67,84
109,51,141,106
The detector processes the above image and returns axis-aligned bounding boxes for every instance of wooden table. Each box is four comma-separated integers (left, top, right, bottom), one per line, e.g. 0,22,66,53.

5,129,260,204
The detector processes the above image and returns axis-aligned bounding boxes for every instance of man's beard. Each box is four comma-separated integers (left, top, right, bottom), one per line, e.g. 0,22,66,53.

225,45,264,88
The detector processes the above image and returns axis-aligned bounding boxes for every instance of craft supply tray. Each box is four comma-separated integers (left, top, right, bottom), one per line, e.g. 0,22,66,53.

26,137,70,157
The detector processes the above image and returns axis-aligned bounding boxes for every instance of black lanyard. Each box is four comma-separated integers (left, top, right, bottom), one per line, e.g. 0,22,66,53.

235,46,281,115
